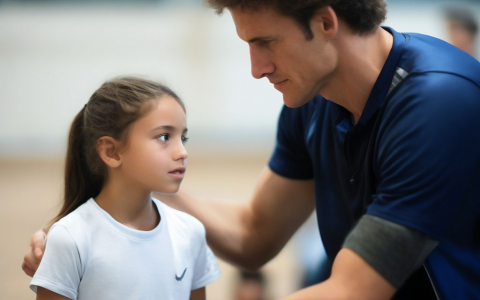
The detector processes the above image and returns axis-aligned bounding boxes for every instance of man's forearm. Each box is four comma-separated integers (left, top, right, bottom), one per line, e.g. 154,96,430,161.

155,168,315,270
281,279,347,300
281,248,396,300
155,191,269,269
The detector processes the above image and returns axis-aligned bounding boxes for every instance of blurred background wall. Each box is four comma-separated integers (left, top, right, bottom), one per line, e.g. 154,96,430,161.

1,0,479,299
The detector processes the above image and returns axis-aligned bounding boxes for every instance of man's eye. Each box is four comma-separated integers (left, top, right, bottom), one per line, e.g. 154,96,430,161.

262,40,273,46
182,136,189,144
157,134,169,142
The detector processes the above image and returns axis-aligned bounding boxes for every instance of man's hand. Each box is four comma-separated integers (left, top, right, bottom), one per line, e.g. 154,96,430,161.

22,229,47,277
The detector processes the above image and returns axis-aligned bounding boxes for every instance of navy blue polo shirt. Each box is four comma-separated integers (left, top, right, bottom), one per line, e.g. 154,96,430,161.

269,27,480,299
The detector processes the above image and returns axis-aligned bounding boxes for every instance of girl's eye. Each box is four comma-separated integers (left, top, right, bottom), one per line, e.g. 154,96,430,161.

157,134,169,142
182,136,189,144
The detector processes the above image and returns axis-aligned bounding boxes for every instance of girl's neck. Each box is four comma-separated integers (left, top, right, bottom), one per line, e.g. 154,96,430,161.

94,175,160,231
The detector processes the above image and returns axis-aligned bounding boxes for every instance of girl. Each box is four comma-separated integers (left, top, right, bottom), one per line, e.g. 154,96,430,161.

30,77,221,300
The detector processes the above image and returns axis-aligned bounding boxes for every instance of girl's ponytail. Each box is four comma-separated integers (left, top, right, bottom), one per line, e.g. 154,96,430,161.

50,106,102,225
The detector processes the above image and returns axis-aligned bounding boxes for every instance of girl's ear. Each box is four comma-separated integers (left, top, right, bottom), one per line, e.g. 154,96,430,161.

96,136,122,168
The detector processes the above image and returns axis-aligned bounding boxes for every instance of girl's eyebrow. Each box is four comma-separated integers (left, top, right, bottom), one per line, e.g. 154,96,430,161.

151,125,188,133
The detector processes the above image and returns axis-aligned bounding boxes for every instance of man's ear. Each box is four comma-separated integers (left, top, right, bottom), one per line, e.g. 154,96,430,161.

310,6,339,41
96,136,122,168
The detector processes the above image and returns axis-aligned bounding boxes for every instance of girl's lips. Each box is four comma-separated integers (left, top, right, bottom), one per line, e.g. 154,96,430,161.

169,172,185,179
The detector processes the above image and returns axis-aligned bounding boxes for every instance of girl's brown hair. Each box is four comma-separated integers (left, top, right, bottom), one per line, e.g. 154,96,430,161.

51,76,185,225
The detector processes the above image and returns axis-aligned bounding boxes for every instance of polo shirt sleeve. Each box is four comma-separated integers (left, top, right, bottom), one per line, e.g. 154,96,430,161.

30,224,82,300
191,227,221,290
366,73,480,240
268,105,314,179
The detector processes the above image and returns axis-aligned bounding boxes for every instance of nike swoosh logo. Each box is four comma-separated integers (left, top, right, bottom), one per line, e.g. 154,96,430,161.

175,268,187,281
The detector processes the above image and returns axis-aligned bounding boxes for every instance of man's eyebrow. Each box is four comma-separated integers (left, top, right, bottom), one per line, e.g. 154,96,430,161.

248,36,275,43
151,125,188,133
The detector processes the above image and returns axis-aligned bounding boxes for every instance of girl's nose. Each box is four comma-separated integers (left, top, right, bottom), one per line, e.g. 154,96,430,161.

174,142,188,162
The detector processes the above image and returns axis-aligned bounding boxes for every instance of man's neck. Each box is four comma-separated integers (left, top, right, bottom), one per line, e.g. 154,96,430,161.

321,26,393,124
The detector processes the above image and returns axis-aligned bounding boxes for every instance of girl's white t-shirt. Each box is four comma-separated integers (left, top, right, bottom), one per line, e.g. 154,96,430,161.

30,198,221,300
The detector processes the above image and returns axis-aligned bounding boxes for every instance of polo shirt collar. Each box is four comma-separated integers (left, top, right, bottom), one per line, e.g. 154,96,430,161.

356,26,406,126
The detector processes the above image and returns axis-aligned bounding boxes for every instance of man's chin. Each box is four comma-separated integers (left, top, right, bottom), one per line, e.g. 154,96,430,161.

282,94,313,108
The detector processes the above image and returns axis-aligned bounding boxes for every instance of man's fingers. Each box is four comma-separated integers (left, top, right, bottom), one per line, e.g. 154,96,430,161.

30,230,46,261
34,247,44,261
21,261,35,277
22,230,47,277
22,246,39,277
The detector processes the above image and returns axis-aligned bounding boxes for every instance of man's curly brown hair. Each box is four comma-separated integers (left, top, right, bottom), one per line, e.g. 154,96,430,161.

204,0,387,39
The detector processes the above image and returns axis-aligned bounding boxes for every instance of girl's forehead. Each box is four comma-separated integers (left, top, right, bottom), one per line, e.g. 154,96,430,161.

136,97,187,129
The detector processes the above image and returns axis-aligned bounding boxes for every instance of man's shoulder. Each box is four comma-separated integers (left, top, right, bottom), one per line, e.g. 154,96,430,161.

398,32,480,86
381,71,480,143
390,71,480,109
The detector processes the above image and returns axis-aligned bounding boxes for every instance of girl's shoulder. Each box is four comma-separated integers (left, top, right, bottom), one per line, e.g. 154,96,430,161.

50,199,101,250
44,201,97,272
55,199,98,231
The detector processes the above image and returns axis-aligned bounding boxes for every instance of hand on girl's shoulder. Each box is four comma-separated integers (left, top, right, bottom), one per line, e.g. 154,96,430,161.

30,225,82,300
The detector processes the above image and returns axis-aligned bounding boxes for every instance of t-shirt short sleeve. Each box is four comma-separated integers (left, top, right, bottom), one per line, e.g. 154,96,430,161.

30,224,82,300
269,105,314,179
191,233,221,290
366,73,480,240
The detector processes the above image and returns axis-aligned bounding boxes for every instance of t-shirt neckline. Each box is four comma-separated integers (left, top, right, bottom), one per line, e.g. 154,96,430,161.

87,198,165,241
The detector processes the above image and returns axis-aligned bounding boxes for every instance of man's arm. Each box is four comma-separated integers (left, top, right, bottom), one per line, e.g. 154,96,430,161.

281,248,396,300
281,214,438,300
190,287,206,300
157,167,315,270
22,167,314,275
36,287,71,300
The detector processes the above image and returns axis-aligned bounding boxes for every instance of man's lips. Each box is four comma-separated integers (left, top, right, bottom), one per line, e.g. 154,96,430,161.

273,79,288,90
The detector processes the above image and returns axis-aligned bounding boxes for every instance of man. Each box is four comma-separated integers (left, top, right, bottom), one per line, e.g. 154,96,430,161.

23,1,480,299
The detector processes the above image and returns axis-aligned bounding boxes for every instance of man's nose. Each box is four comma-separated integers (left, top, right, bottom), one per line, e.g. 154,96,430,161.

250,46,275,79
